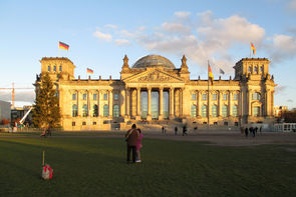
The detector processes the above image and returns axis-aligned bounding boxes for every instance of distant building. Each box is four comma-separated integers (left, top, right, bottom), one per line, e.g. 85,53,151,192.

35,55,277,131
0,100,11,123
274,105,288,118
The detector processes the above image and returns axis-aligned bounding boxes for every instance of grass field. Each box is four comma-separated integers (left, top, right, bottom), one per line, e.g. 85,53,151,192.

0,132,295,197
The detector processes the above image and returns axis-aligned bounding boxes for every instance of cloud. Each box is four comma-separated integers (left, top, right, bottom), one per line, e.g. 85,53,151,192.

115,39,130,46
267,34,296,63
197,12,265,45
132,11,265,71
275,85,287,95
287,0,296,11
104,24,118,29
92,10,295,72
93,30,112,42
0,90,35,103
174,11,191,19
287,99,294,103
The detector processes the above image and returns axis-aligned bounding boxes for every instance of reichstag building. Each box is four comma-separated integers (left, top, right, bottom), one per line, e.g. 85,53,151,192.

36,54,276,131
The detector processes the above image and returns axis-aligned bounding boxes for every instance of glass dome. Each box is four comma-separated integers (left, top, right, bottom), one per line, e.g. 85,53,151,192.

132,55,175,69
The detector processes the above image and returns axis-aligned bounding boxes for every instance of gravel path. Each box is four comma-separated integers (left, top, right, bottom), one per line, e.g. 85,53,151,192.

142,131,296,147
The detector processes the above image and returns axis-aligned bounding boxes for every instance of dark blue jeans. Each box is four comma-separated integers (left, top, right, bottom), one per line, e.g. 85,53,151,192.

127,145,137,163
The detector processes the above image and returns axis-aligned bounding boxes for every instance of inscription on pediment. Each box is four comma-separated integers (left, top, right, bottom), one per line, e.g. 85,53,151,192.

138,71,171,82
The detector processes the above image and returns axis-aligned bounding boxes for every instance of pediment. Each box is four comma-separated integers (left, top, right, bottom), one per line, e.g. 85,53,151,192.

123,69,184,83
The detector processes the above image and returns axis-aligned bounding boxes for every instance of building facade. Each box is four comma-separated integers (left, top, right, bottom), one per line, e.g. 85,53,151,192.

36,55,276,131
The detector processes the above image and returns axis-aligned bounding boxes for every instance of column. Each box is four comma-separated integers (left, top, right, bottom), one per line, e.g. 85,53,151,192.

159,87,163,120
120,89,125,117
228,91,232,116
108,90,113,117
169,87,174,119
98,90,102,117
179,88,184,117
218,91,222,117
126,88,130,117
87,90,90,117
248,90,252,116
197,91,202,117
136,87,141,120
77,90,80,117
147,87,152,121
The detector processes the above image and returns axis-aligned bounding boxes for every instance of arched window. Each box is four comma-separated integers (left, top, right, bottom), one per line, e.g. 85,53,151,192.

72,104,78,117
103,104,109,117
201,105,207,118
82,104,88,117
191,105,197,117
248,65,252,73
252,92,261,100
93,104,98,117
254,65,258,73
222,105,228,117
113,105,120,117
212,105,218,117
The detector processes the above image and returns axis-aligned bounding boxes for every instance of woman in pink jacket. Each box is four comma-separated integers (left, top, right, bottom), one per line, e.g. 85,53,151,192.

136,128,143,163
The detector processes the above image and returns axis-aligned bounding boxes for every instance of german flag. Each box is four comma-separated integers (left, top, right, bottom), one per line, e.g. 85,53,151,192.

87,68,94,74
250,42,256,55
208,63,214,85
58,41,69,50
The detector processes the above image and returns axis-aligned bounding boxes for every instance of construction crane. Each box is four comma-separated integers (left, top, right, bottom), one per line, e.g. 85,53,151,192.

0,82,34,108
19,106,33,125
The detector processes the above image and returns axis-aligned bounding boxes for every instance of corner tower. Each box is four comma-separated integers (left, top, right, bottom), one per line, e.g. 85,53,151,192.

234,58,276,124
40,57,76,81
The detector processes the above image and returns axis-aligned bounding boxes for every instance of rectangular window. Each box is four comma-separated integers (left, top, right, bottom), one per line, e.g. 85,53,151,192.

82,121,86,125
114,93,119,100
201,105,207,117
233,93,238,100
222,105,228,117
48,65,51,71
223,94,228,101
53,65,57,72
212,94,217,101
202,94,207,101
103,93,108,100
72,93,77,100
212,105,217,117
232,105,238,116
191,93,197,100
83,93,87,100
59,65,62,71
93,94,97,100
253,106,260,116
72,122,76,126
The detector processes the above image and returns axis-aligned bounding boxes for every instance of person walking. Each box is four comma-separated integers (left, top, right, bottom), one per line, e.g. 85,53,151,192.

174,126,178,135
182,125,187,136
136,128,143,163
125,124,139,163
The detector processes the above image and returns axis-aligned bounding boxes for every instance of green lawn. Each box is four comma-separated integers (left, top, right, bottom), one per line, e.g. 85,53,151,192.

0,132,295,197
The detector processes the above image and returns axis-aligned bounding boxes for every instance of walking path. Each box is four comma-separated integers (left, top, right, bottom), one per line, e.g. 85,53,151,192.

1,129,296,147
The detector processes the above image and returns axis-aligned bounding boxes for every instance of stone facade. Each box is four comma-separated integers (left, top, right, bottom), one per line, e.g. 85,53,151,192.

36,55,276,131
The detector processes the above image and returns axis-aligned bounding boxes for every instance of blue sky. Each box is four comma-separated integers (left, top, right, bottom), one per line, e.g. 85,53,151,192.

0,0,296,109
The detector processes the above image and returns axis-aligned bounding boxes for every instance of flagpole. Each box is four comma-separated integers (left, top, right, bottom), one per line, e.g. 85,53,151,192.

207,60,210,129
